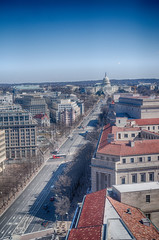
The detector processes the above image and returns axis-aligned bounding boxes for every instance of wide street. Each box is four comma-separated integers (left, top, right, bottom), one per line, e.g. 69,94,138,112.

0,100,103,240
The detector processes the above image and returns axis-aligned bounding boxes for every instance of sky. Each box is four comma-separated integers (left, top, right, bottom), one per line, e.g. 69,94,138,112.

0,0,159,83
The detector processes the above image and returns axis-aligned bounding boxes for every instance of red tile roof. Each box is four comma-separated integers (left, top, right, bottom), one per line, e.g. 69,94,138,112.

98,139,159,156
133,118,159,126
98,124,140,152
108,196,159,240
77,189,106,228
68,226,102,240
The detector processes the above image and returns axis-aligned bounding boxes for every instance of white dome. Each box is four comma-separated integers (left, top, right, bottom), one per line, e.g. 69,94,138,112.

103,74,110,86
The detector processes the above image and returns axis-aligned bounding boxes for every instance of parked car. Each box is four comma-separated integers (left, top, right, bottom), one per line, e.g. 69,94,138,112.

50,196,54,202
43,204,48,210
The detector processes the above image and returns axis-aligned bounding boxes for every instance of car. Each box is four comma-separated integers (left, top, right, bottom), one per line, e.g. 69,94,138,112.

50,196,54,201
43,204,48,210
41,221,48,227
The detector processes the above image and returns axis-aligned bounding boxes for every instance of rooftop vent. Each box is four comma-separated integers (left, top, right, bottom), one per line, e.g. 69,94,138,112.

126,208,131,214
140,218,150,227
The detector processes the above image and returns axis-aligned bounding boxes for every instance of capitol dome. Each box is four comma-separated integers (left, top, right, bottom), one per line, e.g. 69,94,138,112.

103,73,110,86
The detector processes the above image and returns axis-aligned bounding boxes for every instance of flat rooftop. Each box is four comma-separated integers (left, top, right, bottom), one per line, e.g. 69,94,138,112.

113,182,159,193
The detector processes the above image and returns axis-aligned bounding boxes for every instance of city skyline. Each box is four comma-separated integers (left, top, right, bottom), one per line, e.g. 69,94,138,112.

0,0,159,83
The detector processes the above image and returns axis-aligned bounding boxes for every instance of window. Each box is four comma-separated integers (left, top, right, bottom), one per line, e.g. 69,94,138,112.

149,172,154,181
130,158,134,163
146,195,150,203
153,126,155,130
124,134,128,138
141,173,146,182
121,177,125,184
118,133,121,139
122,158,126,164
158,156,159,161
148,156,151,162
131,133,135,137
139,157,142,162
132,174,137,183
148,127,150,130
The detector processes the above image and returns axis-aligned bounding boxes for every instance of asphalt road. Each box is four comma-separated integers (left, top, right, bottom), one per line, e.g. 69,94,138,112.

0,100,103,239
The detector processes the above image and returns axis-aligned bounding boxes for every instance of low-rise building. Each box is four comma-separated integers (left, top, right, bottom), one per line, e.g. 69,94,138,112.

115,95,159,119
91,123,159,192
67,189,159,240
112,182,159,229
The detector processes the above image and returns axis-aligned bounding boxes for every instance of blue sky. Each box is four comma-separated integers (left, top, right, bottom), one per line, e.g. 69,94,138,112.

0,0,159,83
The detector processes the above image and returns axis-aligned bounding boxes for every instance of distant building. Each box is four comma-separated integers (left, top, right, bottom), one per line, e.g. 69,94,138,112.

112,182,159,229
14,84,42,91
0,104,37,159
0,130,6,172
16,95,50,121
115,95,159,119
0,93,13,105
34,113,50,127
51,99,82,126
67,189,159,240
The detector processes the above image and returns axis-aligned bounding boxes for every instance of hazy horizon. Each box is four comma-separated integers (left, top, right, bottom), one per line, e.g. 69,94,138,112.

1,0,159,83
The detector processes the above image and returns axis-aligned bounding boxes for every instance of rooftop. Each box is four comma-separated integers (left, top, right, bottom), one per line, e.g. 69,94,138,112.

97,123,159,156
113,182,159,193
67,189,159,240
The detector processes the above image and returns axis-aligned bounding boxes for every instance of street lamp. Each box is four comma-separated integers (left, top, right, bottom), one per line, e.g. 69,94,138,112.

66,212,68,231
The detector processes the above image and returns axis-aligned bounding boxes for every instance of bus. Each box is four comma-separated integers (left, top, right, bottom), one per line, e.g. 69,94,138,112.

53,154,66,159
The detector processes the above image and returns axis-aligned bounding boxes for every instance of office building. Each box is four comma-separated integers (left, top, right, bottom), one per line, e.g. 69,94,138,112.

0,104,37,159
0,130,6,172
115,95,159,119
91,123,159,192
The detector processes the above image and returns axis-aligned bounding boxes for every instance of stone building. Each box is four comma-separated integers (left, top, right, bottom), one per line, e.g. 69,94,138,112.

67,189,159,240
115,95,159,119
112,182,159,229
0,130,6,172
0,104,37,159
91,123,159,192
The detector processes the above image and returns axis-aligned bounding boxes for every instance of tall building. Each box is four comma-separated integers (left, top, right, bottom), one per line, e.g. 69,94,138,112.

0,130,6,172
0,104,37,159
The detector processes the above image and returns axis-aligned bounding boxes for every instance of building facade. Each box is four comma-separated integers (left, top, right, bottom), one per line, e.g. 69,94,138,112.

112,182,159,228
52,99,81,125
0,105,37,159
91,123,159,192
115,96,159,119
0,130,6,172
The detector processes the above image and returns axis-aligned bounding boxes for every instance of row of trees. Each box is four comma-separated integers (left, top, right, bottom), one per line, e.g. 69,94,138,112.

0,153,44,210
53,136,99,219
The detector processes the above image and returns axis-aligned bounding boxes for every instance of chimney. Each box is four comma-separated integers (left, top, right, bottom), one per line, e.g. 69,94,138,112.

126,208,131,214
129,141,135,147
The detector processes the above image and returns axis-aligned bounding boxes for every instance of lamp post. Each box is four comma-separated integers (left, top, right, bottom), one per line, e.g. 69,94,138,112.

66,212,68,231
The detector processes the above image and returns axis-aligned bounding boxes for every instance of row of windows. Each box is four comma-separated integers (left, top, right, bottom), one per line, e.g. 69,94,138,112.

121,172,154,184
122,156,159,164
118,133,136,139
0,116,29,122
